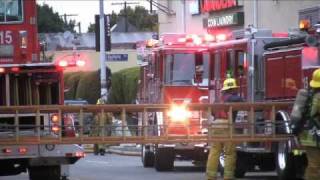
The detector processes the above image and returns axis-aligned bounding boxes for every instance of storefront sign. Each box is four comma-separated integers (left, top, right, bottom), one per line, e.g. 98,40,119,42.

204,12,244,28
106,54,128,62
201,0,238,13
189,0,201,15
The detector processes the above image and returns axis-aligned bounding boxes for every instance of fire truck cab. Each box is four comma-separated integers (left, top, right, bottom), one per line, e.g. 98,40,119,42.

137,34,212,171
0,1,84,180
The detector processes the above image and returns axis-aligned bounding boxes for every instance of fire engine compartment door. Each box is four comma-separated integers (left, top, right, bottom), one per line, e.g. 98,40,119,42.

265,50,302,99
0,71,61,106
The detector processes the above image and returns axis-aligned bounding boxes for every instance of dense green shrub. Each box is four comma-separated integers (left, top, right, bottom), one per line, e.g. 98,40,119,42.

64,72,82,100
76,71,101,104
108,67,140,104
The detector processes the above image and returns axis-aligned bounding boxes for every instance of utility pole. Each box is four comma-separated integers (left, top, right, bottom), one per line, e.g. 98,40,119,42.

60,13,78,23
99,0,108,102
150,0,153,13
111,1,139,32
78,22,81,34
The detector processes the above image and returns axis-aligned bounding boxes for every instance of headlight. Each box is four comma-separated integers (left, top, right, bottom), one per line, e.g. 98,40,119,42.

167,105,192,123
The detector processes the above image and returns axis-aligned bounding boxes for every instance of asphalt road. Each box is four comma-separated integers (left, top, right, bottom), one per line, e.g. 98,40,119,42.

0,154,277,180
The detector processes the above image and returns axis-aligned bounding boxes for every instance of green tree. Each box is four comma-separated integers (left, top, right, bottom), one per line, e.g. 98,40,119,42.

37,4,76,33
87,6,157,33
119,6,158,31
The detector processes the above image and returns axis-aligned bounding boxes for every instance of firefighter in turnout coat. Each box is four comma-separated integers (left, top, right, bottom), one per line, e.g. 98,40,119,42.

292,68,320,179
206,78,243,180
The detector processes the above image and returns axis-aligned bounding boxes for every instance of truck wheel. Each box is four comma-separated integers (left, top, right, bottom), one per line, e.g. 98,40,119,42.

141,145,154,167
276,141,295,180
154,147,174,171
234,151,247,178
29,166,60,180
99,148,106,156
218,151,247,178
275,111,306,180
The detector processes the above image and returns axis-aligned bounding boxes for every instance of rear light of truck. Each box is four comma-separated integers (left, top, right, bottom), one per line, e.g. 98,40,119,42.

2,148,12,154
19,147,28,154
11,67,20,73
51,114,59,123
65,152,85,158
51,114,60,134
0,68,5,73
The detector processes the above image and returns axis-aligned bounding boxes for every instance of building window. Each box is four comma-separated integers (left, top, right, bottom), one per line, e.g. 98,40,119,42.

0,0,23,23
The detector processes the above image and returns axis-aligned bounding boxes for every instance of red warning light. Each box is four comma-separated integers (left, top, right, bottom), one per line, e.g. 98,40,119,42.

11,67,20,73
58,60,68,67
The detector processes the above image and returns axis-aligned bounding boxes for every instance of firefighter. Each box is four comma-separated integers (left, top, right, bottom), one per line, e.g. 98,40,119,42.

93,98,113,155
206,78,243,180
292,68,320,179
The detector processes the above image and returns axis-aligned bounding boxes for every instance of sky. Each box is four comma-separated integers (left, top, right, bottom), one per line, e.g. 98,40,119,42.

37,0,152,33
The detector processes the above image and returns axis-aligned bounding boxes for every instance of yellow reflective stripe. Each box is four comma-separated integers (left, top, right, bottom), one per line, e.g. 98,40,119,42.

293,149,306,156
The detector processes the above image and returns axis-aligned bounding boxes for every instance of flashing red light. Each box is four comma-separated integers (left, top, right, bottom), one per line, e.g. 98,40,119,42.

216,34,227,42
58,60,68,67
178,37,186,43
0,68,5,73
3,148,12,154
11,67,20,73
76,60,86,67
204,34,215,42
193,36,203,45
19,147,28,154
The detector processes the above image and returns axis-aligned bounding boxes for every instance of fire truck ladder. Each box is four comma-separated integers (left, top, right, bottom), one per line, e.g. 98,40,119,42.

0,103,293,145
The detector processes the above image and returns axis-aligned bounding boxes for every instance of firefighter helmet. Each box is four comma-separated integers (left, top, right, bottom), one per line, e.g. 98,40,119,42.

221,78,238,91
310,69,320,88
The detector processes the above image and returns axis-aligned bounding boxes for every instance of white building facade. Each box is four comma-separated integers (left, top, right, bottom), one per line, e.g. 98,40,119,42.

158,0,320,35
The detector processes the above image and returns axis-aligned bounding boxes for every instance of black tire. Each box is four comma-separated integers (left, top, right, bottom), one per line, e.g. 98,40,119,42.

218,151,247,178
276,141,295,180
154,147,174,171
141,145,155,167
275,111,307,180
29,166,60,180
93,144,99,155
235,151,247,178
99,148,106,156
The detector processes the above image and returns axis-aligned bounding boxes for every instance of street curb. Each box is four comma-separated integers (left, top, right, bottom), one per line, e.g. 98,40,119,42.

106,149,141,156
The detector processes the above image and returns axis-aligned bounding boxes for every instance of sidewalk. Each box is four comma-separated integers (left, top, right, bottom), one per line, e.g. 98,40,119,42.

83,144,141,156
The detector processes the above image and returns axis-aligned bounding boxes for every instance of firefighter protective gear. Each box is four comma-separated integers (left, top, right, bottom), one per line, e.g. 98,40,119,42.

291,89,310,135
293,70,320,179
206,129,236,180
206,91,243,180
96,98,105,105
92,98,113,155
310,68,320,88
221,78,238,91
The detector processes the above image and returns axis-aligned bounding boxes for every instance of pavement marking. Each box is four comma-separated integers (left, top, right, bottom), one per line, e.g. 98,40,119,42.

85,160,110,165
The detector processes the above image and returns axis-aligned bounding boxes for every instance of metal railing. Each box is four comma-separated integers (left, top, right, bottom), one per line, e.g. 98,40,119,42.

0,102,293,145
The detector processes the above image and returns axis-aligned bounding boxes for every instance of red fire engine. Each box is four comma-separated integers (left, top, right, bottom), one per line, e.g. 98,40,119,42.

138,23,316,178
0,1,84,179
137,34,214,171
